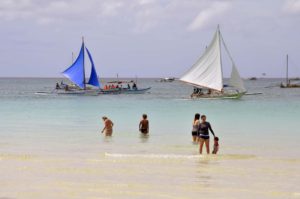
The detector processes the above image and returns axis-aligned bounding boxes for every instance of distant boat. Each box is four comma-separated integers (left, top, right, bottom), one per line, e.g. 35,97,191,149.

280,54,300,88
100,80,151,94
159,77,175,82
180,26,246,99
249,77,257,80
56,38,101,95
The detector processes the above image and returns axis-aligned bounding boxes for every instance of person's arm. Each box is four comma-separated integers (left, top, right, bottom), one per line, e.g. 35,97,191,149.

102,120,108,133
147,120,149,132
139,121,142,130
197,122,201,132
101,126,106,133
208,122,215,137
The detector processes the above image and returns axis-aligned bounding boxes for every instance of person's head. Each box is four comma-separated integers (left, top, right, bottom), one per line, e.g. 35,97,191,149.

194,113,200,121
214,137,219,142
142,114,147,119
201,115,206,122
102,116,107,121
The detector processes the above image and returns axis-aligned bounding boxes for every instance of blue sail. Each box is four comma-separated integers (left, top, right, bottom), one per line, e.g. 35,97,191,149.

86,47,100,88
62,43,85,89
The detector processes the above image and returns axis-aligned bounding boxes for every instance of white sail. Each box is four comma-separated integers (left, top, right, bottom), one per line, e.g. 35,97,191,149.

220,32,246,92
180,29,223,91
229,64,246,92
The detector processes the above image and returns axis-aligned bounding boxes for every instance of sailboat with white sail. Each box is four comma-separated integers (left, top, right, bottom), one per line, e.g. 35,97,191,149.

56,38,101,95
180,26,246,99
280,54,300,88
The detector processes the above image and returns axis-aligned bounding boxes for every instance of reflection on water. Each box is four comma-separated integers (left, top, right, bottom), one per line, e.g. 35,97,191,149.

102,135,113,143
139,133,149,143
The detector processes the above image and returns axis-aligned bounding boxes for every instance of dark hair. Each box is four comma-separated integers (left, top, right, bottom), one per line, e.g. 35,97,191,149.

194,113,200,121
142,114,147,119
201,115,206,119
214,137,219,141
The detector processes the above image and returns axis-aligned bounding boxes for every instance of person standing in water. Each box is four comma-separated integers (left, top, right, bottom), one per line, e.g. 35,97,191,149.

198,115,215,154
101,116,114,136
139,114,149,134
191,113,200,142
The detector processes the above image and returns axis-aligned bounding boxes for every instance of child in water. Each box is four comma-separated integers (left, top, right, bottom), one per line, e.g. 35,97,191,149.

212,137,219,154
139,114,149,134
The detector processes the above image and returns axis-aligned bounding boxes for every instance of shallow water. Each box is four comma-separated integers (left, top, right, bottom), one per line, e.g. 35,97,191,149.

0,78,299,198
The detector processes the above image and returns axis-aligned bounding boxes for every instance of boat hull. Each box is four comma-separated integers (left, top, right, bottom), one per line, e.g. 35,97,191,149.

122,87,151,94
99,87,151,95
191,92,245,99
56,89,100,96
280,84,300,88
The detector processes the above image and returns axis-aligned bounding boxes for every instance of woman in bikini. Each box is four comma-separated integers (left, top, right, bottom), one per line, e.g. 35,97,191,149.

101,116,114,136
191,113,200,142
198,115,216,154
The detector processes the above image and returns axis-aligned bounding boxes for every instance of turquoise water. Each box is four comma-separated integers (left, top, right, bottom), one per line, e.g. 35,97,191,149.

0,78,299,198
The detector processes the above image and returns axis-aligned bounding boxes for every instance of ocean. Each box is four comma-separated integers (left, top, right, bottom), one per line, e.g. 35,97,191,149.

0,78,299,199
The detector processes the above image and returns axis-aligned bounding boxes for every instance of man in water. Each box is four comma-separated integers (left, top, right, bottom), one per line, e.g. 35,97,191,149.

101,116,114,136
139,114,149,134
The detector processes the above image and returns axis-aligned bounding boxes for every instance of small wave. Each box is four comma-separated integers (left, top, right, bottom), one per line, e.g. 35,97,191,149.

105,153,200,159
104,153,256,160
0,154,35,161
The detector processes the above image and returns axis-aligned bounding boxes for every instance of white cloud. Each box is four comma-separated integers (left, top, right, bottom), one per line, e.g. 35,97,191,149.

0,0,204,32
101,1,124,17
187,1,232,31
283,0,300,14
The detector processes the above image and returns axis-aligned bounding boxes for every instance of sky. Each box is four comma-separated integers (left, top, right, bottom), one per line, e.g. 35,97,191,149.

0,0,300,78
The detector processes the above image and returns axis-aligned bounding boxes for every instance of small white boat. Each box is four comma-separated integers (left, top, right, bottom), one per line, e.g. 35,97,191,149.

180,26,246,99
160,77,175,82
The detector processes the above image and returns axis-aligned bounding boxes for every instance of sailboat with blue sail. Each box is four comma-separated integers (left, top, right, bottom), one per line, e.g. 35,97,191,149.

56,38,101,95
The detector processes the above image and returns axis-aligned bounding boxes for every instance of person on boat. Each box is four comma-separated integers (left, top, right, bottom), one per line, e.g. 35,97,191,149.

56,82,60,89
111,84,115,89
139,114,149,134
65,84,69,91
132,82,137,90
193,87,197,94
127,84,131,90
192,113,200,142
101,116,114,136
198,115,215,154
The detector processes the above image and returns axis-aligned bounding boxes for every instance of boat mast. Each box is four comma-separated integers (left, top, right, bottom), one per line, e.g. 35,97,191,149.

82,36,86,90
218,25,224,90
286,54,289,86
